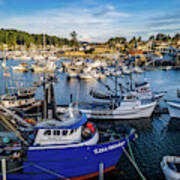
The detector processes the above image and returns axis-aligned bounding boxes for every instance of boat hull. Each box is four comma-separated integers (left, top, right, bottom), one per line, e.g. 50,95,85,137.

4,134,135,180
79,101,157,120
161,156,180,180
1,97,35,108
166,101,180,119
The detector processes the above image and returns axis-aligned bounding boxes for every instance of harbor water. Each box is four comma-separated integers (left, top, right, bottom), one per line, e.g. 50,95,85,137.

1,60,180,180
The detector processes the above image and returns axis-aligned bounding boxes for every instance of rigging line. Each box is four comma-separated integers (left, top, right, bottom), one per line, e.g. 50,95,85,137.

32,163,70,179
1,163,31,174
0,113,29,145
122,144,146,180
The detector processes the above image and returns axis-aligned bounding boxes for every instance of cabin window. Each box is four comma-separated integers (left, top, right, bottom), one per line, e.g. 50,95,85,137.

53,130,60,136
62,130,68,136
44,130,51,136
69,129,74,135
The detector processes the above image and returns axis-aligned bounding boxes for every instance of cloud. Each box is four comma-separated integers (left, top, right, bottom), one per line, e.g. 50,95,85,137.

0,4,132,42
92,5,130,18
148,10,180,21
143,10,180,37
0,2,179,42
148,19,180,27
79,34,93,42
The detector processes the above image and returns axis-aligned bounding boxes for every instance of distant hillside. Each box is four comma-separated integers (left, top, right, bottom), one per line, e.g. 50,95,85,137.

0,28,71,49
107,33,180,44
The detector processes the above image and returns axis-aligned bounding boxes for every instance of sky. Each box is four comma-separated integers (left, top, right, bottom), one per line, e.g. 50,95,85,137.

0,0,180,42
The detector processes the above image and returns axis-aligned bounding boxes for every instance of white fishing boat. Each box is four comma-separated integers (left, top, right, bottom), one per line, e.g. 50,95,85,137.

31,61,56,73
33,55,44,61
18,55,31,61
46,61,57,72
80,99,157,120
58,95,157,120
66,65,82,78
134,66,144,74
67,69,79,78
90,79,165,104
83,66,92,73
177,89,180,98
122,66,132,75
135,81,165,100
1,95,36,109
85,59,101,68
48,56,58,61
163,66,173,71
161,156,180,180
0,86,37,109
166,100,180,119
12,63,29,72
74,58,84,66
1,61,7,69
79,72,95,80
17,86,36,97
79,69,105,80
31,64,44,73
1,52,8,70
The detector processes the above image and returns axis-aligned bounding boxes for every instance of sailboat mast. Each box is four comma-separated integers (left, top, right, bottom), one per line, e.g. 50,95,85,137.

2,51,9,95
130,62,133,91
43,79,48,119
115,60,118,97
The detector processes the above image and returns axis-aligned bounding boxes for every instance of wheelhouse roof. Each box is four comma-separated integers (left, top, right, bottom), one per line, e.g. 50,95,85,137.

35,112,87,130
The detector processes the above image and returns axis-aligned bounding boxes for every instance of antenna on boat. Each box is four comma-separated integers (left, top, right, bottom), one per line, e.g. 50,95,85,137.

75,79,80,112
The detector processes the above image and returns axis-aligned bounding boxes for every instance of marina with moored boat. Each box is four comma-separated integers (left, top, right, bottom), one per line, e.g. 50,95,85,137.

0,53,180,179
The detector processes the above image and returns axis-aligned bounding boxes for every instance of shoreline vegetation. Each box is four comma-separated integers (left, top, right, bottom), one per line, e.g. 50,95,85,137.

0,28,180,50
0,28,179,66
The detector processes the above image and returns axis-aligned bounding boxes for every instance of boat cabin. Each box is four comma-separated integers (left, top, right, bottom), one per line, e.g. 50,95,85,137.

135,81,151,93
33,111,89,146
34,127,82,145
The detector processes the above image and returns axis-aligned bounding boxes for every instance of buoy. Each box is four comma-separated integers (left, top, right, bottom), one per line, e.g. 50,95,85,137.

2,137,10,144
24,119,36,124
86,122,95,133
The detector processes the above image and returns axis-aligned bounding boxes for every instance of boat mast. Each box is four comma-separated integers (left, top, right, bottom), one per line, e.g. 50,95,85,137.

2,51,9,95
130,61,133,91
114,58,119,107
115,60,118,98
43,75,57,120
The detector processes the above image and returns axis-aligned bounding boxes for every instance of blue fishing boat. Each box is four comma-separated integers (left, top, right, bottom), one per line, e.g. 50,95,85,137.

0,75,137,179
1,125,136,179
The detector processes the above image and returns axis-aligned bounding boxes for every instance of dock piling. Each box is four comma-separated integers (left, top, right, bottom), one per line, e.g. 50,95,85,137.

99,162,104,180
1,158,7,180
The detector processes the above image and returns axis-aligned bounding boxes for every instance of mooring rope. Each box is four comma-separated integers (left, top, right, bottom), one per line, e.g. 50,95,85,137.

122,138,146,180
32,163,70,179
126,136,135,162
4,163,31,174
